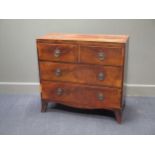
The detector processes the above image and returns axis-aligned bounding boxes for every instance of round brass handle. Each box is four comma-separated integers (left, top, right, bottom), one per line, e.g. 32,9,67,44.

56,88,63,96
97,93,104,101
54,48,61,58
55,68,61,76
98,72,104,80
98,51,105,61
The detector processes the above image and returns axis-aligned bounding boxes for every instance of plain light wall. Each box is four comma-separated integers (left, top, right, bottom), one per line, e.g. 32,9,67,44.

0,19,155,95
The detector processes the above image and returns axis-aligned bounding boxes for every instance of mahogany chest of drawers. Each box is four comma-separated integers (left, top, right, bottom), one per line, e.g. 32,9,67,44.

36,33,128,123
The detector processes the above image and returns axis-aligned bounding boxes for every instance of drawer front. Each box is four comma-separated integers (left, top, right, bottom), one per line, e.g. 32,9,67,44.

40,62,122,88
41,81,121,109
80,45,124,66
37,43,78,63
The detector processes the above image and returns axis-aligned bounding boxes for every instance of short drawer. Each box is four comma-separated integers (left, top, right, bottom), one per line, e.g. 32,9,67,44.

40,62,122,88
80,45,124,66
41,81,121,109
37,43,78,63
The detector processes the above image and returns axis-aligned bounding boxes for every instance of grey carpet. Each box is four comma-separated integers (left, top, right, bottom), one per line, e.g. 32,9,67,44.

0,94,155,135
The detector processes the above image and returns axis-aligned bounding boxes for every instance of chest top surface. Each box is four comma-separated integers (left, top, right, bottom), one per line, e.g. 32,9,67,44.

37,33,128,43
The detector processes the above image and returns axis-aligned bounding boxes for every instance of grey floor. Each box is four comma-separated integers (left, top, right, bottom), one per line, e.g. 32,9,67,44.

0,94,155,135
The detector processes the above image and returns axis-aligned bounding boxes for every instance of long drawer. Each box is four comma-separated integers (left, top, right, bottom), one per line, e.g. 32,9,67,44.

40,62,122,88
41,81,121,109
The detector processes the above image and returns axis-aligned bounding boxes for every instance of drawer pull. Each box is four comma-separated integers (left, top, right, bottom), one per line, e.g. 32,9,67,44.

98,72,104,80
55,68,61,76
97,93,104,101
54,48,61,58
56,88,63,95
98,51,105,60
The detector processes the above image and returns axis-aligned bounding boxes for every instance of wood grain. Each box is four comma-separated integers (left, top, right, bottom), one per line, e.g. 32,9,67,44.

40,62,122,88
37,33,128,43
37,43,78,63
41,81,122,109
80,45,124,66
